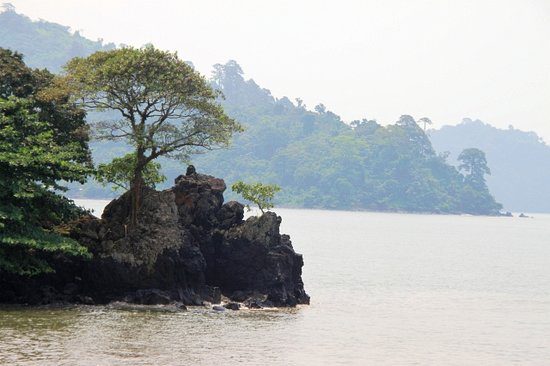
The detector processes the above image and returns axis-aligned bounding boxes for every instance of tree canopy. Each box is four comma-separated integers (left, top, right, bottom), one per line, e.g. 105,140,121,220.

64,46,242,224
232,181,281,213
0,48,91,275
458,148,491,188
95,153,166,191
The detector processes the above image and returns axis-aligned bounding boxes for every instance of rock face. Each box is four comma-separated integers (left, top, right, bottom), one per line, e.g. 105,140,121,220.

203,213,308,306
0,170,309,307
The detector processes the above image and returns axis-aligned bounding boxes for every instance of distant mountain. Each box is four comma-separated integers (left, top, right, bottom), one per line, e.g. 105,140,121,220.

430,119,550,213
0,4,114,72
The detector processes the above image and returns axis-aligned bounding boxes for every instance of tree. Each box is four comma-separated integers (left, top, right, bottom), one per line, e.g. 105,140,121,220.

314,103,326,114
95,153,165,191
418,117,432,131
395,115,435,158
231,181,281,214
458,148,490,188
211,60,244,96
64,46,242,225
0,48,92,275
351,118,380,137
456,148,501,215
295,98,305,109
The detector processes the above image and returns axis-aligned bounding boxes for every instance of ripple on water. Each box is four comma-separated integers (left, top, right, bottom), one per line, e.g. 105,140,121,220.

2,208,550,365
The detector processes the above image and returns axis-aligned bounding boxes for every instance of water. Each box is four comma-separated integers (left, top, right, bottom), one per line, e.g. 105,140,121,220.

1,201,549,365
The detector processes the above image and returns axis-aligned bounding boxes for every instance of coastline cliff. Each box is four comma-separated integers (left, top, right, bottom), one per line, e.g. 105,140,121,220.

0,170,309,308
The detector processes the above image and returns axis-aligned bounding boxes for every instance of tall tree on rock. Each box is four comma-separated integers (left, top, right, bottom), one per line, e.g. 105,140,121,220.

65,46,242,225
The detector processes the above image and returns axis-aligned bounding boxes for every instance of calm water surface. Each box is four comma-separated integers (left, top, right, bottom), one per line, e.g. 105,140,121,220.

1,200,549,365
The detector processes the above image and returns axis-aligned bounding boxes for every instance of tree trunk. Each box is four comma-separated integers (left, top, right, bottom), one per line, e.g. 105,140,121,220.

130,149,146,227
130,174,142,227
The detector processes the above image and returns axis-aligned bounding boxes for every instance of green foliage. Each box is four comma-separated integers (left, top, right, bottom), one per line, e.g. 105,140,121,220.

64,46,242,160
191,62,502,215
0,48,91,275
455,147,500,214
64,46,242,223
231,181,281,213
95,153,166,191
458,148,490,187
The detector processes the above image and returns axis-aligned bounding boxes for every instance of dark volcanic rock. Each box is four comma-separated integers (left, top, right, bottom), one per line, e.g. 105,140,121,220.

131,289,172,305
173,172,226,228
217,201,245,229
0,169,309,307
202,213,310,306
224,302,240,310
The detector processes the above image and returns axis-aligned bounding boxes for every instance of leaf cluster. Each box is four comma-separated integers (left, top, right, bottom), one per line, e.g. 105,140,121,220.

64,46,243,164
95,153,166,191
0,48,91,275
231,181,281,213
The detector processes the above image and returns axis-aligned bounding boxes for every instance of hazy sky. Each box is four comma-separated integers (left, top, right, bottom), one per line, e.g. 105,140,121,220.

8,0,550,140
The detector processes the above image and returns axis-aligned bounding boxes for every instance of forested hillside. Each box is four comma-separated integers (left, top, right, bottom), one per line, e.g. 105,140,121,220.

431,119,550,213
0,7,503,215
178,61,500,214
0,4,114,72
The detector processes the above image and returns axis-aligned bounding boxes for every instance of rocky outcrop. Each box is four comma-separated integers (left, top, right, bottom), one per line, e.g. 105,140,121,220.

0,169,309,307
203,213,308,306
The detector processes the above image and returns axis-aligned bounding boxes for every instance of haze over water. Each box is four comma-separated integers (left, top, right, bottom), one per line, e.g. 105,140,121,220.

1,203,549,365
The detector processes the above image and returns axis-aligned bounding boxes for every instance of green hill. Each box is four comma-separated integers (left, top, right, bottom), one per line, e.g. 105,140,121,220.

0,7,503,215
0,4,114,72
182,61,501,214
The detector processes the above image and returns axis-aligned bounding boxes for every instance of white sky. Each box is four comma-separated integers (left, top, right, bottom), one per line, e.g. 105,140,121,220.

8,0,550,140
